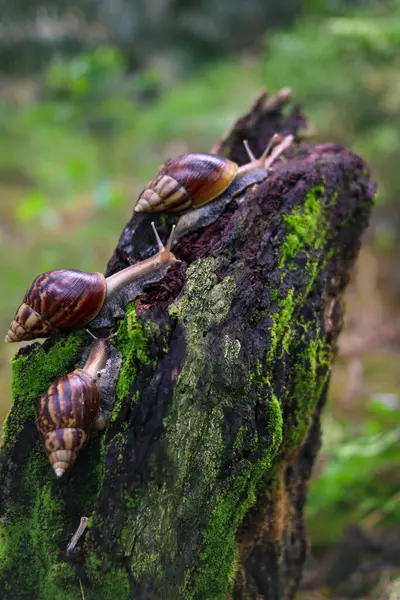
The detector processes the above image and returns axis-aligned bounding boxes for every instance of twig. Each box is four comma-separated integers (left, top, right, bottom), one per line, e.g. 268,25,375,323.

79,578,86,600
264,87,292,112
211,87,296,156
66,516,89,555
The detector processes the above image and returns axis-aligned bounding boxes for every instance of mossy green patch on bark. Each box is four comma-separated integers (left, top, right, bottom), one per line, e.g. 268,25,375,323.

0,443,86,600
268,287,295,361
191,395,283,600
169,257,237,351
280,322,332,456
264,184,337,457
113,303,158,418
279,185,325,268
266,187,332,364
181,182,339,598
0,433,118,599
84,554,130,600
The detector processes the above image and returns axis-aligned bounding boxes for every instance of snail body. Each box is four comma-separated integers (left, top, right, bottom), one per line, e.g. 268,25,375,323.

173,166,267,240
36,339,109,477
5,223,178,343
134,135,294,218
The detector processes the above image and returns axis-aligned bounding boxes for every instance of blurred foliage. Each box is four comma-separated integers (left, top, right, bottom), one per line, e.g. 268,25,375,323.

0,0,301,75
44,46,125,103
0,0,386,75
308,396,400,546
259,5,400,238
0,0,399,563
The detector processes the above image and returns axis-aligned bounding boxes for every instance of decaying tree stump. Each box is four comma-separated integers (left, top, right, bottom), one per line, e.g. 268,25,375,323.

0,90,375,600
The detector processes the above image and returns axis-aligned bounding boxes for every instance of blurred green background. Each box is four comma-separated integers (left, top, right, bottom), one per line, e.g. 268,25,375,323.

0,0,399,597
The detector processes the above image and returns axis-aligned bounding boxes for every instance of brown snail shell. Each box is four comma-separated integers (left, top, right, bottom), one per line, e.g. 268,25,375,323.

36,339,108,477
5,270,106,343
5,223,178,343
37,369,100,476
135,153,238,215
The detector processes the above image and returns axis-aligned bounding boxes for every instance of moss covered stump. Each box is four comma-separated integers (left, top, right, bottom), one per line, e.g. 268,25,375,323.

0,90,375,600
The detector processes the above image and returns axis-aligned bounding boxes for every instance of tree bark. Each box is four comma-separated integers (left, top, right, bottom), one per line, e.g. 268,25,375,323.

0,89,375,600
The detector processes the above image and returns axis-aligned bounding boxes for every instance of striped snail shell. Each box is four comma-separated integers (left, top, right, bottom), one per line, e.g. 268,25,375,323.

36,339,108,477
5,270,106,343
134,135,293,216
5,223,178,343
154,135,295,239
135,153,238,215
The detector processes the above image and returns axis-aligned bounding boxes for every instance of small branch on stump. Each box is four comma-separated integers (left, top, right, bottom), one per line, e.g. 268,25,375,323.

67,517,89,555
0,89,375,600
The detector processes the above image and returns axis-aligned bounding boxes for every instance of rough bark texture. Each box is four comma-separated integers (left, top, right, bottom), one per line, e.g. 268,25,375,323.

0,90,375,600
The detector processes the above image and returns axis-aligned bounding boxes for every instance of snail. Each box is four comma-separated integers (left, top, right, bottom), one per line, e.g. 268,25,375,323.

5,223,178,343
134,133,294,238
36,338,111,477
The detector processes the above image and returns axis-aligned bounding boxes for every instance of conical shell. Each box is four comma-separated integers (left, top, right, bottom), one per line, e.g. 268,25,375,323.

4,303,55,342
49,449,78,477
43,429,87,476
37,369,100,476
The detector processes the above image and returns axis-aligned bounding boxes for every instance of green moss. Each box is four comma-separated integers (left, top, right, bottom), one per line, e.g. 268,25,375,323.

268,288,295,361
282,326,332,455
0,444,84,600
279,185,325,267
111,303,167,425
266,183,338,368
263,184,340,456
169,257,236,351
165,258,285,598
179,179,336,598
114,303,155,404
85,554,130,599
191,395,283,600
232,426,257,457
271,289,279,302
0,517,37,597
125,398,226,584
266,187,332,365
